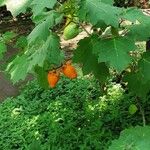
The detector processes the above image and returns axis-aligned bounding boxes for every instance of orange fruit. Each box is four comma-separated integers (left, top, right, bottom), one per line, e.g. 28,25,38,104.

62,63,77,79
47,71,59,88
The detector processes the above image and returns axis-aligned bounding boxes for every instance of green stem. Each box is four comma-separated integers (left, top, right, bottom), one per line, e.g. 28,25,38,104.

136,96,146,126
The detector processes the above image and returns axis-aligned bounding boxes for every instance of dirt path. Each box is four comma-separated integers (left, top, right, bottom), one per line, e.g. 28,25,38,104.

0,45,33,102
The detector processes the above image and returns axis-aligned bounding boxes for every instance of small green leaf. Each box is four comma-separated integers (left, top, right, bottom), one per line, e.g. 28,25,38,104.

128,104,138,115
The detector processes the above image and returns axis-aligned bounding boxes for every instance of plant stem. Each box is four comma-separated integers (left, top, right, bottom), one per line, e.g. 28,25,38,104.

136,96,146,126
79,23,90,36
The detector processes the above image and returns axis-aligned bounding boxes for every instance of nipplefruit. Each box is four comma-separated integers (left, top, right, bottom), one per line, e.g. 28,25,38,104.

62,63,77,79
47,71,60,88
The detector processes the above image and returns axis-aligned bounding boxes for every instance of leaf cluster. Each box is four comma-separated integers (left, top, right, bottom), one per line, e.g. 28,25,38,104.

0,0,150,97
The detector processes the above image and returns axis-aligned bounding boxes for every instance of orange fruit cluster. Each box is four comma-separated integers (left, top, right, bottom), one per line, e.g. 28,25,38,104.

62,63,77,79
47,71,60,88
47,62,77,88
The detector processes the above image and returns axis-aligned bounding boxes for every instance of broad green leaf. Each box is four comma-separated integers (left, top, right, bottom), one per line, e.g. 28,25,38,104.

93,37,136,72
6,55,29,83
27,11,62,44
128,23,150,41
46,32,64,65
73,36,109,82
123,72,150,98
0,42,7,59
94,20,108,31
32,11,63,24
2,0,32,16
109,126,150,150
101,0,113,5
138,52,150,83
27,33,64,71
34,66,49,89
79,0,121,27
31,0,57,17
31,12,50,24
27,40,47,71
121,8,145,23
15,36,28,49
6,32,64,83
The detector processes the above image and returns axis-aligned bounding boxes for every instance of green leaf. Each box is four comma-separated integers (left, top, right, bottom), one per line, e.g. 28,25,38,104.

6,32,64,83
34,66,49,89
31,0,57,17
0,42,7,59
138,52,150,83
15,36,28,49
100,0,113,5
124,52,150,98
94,20,108,30
2,31,16,43
123,72,150,98
73,36,109,82
121,8,146,23
6,55,29,83
128,23,150,41
46,32,64,65
79,0,121,27
27,32,64,71
93,37,136,72
2,0,32,16
27,11,62,44
27,40,47,71
128,104,138,115
109,126,150,150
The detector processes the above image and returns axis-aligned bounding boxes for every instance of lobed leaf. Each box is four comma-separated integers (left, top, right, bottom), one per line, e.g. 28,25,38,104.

93,37,136,72
73,36,109,82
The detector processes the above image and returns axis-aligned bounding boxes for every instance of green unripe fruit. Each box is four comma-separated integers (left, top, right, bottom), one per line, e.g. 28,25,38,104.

63,23,80,40
128,104,138,115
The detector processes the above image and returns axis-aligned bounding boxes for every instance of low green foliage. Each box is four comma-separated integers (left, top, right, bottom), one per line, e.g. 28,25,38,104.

0,77,150,150
109,126,150,150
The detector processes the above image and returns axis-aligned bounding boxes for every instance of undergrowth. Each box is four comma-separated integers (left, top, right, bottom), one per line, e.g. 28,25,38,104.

0,76,150,150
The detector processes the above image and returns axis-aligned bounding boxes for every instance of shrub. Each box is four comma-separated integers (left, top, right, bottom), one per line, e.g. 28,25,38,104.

0,77,150,150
